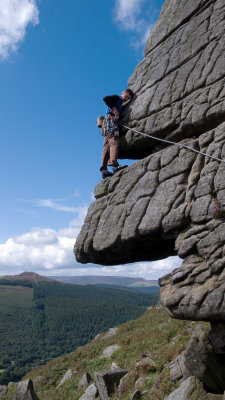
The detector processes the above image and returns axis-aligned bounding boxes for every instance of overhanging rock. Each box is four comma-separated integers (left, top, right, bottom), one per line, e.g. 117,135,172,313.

75,123,225,322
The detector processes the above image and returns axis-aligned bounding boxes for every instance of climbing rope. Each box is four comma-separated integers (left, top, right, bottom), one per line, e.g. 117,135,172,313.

120,124,225,164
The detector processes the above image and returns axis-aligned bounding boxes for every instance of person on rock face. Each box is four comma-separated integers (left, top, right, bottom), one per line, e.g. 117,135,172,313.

100,88,134,179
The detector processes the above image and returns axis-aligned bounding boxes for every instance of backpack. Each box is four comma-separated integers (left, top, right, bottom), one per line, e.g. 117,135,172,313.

97,115,119,137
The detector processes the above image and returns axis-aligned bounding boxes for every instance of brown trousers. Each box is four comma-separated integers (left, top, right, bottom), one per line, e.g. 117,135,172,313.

100,134,120,170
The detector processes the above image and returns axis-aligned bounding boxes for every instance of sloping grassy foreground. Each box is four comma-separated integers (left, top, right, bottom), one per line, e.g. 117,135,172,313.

3,306,209,400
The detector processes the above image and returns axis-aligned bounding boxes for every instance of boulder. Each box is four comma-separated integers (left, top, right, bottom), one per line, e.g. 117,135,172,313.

94,369,128,400
118,372,133,397
100,344,120,359
103,327,118,339
135,357,156,373
13,379,39,400
130,389,141,400
56,369,78,388
0,385,8,399
78,373,92,390
79,383,98,400
164,376,223,400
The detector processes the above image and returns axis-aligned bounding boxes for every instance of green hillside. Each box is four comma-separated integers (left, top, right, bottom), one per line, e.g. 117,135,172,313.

0,280,158,385
3,306,207,400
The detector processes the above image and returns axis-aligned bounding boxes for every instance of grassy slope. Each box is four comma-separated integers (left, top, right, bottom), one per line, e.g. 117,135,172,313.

3,305,209,400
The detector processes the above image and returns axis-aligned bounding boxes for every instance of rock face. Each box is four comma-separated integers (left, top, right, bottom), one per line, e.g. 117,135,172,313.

169,324,225,393
74,0,225,327
119,0,225,159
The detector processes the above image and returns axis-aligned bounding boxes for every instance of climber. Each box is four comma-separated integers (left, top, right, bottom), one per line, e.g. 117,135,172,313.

100,88,134,179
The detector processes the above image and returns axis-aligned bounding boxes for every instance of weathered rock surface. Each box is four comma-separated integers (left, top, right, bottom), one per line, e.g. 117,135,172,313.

119,0,225,159
164,376,223,400
56,369,78,388
78,373,92,390
94,369,128,400
0,385,7,399
170,324,225,393
79,383,98,400
100,344,120,359
118,372,132,397
130,389,142,400
13,379,39,400
75,122,225,322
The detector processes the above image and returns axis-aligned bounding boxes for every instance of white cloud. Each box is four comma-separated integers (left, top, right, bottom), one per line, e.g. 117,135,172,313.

0,0,39,59
0,227,75,271
114,0,146,29
32,194,90,214
0,207,88,274
36,198,80,213
113,0,158,50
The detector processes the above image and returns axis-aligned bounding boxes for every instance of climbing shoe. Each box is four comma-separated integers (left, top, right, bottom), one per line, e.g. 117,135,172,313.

102,171,113,179
113,165,128,174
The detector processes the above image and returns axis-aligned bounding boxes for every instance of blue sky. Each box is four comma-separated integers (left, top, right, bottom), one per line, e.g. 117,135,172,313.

0,0,180,278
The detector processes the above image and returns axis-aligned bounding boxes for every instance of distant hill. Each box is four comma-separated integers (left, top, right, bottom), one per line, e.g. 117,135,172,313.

0,271,57,285
51,275,159,287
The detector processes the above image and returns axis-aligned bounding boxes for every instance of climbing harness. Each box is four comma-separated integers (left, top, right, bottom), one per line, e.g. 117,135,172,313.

120,124,225,164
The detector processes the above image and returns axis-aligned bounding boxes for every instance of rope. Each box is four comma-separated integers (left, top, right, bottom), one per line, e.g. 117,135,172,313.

120,124,225,164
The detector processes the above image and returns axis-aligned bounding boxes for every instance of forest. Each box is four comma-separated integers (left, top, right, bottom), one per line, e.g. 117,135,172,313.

0,280,158,384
